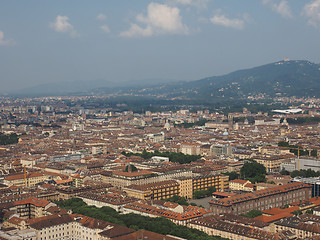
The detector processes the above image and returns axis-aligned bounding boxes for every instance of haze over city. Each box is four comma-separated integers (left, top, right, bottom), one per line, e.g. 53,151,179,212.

1,0,320,92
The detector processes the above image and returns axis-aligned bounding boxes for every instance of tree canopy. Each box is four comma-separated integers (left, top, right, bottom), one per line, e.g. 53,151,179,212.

0,133,19,145
240,160,266,183
241,210,262,218
193,186,216,199
122,150,201,164
291,169,320,178
55,198,225,240
222,171,239,180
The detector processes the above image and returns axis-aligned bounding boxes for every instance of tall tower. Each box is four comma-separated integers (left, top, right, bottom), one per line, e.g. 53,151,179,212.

228,113,233,129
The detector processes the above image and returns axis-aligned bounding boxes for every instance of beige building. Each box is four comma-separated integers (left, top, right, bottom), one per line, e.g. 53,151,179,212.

123,180,180,200
4,172,46,187
275,215,320,239
253,155,289,173
102,168,193,190
210,182,312,215
229,179,253,191
12,197,56,219
175,177,193,199
189,214,287,240
180,143,201,155
193,174,229,193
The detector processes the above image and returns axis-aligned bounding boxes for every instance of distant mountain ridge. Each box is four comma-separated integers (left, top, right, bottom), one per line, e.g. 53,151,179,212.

120,60,320,99
11,78,179,96
9,60,320,99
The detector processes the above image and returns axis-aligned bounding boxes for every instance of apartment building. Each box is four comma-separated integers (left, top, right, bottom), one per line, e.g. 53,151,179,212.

123,180,179,200
103,168,192,189
175,177,193,199
253,156,286,173
78,192,136,212
3,172,46,187
192,174,229,193
123,200,211,226
12,197,56,219
180,143,201,155
229,179,254,191
210,182,312,215
27,214,137,240
123,174,229,200
275,215,320,239
188,214,288,240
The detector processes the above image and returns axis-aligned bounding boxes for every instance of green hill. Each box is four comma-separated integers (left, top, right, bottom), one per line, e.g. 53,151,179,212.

114,60,320,100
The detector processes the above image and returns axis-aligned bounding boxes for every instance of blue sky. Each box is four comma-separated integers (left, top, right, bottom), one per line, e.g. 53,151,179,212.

1,0,320,92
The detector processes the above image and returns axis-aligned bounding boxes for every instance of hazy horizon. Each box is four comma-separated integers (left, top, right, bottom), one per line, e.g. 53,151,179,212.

1,0,320,92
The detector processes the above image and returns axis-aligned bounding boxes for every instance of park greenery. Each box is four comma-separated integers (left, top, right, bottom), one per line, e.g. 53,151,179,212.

292,210,303,216
0,133,19,145
56,198,226,240
241,210,262,218
163,195,189,206
124,164,138,172
240,160,266,183
122,150,202,164
278,141,317,157
222,171,239,181
193,186,216,199
174,119,209,128
286,116,320,125
280,168,290,175
290,169,320,178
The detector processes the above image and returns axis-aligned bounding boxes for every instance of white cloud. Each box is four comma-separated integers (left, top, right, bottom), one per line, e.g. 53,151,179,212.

120,2,189,37
210,10,246,30
50,15,78,37
100,25,111,33
262,0,293,19
97,14,107,21
303,0,320,28
0,31,14,46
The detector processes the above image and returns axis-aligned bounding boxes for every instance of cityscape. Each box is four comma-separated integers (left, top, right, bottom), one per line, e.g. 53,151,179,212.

2,0,320,240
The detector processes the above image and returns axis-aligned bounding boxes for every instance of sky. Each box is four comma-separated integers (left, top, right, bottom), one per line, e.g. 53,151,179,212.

1,0,320,92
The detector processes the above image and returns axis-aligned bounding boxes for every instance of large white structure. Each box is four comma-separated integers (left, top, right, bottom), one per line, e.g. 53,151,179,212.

281,157,320,172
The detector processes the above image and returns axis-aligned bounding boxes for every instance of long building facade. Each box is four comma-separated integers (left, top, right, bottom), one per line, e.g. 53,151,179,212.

210,182,312,215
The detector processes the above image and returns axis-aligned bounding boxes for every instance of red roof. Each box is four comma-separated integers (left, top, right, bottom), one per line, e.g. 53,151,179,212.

14,197,50,208
230,179,249,185
113,170,153,177
5,172,44,181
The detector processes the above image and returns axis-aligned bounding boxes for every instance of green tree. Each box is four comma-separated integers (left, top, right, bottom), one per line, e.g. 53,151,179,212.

242,210,262,218
56,198,226,240
193,187,215,199
125,164,138,172
223,171,239,180
306,209,313,214
293,210,302,216
164,195,189,206
0,133,19,145
280,168,290,175
240,160,266,183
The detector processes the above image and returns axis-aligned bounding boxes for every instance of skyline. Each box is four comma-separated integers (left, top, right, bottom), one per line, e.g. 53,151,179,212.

1,0,320,92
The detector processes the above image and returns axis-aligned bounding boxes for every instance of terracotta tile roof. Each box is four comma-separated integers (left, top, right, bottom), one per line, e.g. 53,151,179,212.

5,172,44,181
124,201,210,221
230,179,249,184
6,216,26,225
111,229,181,240
14,197,50,208
29,214,74,230
113,170,153,177
210,182,311,207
